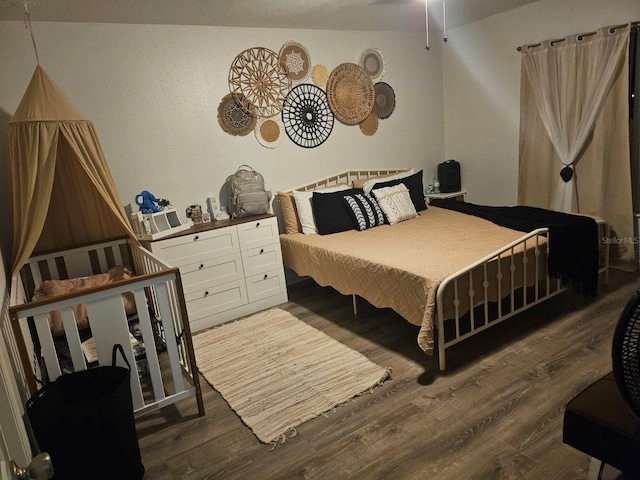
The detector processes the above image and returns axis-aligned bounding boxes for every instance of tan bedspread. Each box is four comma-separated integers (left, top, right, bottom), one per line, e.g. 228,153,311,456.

280,206,546,355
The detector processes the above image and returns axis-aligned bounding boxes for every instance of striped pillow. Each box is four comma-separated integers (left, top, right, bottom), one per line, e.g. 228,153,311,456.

342,192,387,231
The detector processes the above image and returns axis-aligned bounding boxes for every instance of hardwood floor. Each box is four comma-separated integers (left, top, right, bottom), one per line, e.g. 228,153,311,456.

136,269,640,480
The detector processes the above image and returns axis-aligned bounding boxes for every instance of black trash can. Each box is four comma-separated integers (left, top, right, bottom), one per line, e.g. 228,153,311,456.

26,344,145,480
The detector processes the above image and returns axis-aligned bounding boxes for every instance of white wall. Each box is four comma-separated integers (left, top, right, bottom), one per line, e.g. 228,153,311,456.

0,22,443,232
443,0,640,206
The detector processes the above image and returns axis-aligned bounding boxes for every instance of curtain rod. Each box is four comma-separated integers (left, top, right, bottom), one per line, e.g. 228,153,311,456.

516,20,640,52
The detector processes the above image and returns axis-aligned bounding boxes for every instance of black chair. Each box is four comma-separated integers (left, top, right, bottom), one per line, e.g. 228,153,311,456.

563,289,640,479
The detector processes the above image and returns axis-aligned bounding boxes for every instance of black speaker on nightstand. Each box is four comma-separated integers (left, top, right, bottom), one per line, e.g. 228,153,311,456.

438,160,461,193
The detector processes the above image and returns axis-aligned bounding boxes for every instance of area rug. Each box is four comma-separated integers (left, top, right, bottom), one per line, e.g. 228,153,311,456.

192,308,391,444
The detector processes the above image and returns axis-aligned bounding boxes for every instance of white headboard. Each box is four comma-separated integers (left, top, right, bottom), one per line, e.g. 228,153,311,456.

272,168,412,235
285,168,412,192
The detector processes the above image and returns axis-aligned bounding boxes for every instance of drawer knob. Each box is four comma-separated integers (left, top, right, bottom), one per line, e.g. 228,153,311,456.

199,264,204,269
263,274,268,280
260,248,264,254
256,222,260,228
194,235,199,241
204,291,209,296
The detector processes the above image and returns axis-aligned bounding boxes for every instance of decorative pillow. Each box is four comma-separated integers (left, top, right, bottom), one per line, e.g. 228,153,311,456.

292,184,351,235
361,169,415,194
372,183,418,225
366,169,427,212
276,191,301,234
312,188,363,235
342,192,387,231
32,265,137,337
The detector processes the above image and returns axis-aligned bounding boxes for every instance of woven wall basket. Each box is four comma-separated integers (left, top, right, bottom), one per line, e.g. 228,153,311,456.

326,63,375,125
359,48,386,82
279,41,311,82
311,64,329,87
255,117,284,148
229,47,291,118
359,113,378,136
217,92,256,136
373,82,396,120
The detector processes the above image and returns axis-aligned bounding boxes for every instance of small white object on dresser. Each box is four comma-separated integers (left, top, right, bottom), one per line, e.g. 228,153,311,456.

142,214,288,332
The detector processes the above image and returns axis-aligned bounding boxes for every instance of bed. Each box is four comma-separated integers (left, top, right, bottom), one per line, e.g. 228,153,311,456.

9,237,204,418
276,168,610,370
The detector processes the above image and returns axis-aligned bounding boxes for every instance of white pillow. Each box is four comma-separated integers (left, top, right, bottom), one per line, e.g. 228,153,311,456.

372,183,418,225
292,185,351,234
362,168,415,195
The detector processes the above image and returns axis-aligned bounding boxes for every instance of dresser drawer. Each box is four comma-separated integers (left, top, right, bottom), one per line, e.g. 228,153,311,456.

245,268,287,303
241,243,283,278
185,280,248,320
237,217,278,251
180,253,243,293
154,227,239,265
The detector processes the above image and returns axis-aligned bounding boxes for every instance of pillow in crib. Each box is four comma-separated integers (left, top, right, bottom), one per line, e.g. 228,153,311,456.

32,265,137,336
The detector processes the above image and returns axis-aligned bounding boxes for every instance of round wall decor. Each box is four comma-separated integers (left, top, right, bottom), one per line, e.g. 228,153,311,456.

373,82,396,119
228,47,292,118
326,63,375,125
359,113,378,136
255,117,284,148
311,64,329,87
217,93,256,136
358,48,386,82
279,41,311,82
282,83,334,148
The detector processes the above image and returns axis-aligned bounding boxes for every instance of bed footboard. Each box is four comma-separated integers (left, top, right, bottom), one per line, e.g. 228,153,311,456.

435,220,609,371
9,238,204,418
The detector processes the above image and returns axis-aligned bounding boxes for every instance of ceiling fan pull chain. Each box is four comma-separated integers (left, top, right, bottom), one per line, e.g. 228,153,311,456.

425,0,430,50
443,0,448,43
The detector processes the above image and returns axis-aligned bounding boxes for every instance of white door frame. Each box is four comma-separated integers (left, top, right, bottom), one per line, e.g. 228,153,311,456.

0,250,32,466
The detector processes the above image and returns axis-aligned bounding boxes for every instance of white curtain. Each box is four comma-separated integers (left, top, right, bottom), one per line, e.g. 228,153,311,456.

521,25,629,213
519,24,636,269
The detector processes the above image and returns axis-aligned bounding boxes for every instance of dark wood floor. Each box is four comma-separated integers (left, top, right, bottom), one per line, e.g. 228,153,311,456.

136,269,640,480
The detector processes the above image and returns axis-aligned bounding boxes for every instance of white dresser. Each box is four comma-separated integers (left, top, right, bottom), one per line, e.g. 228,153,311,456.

142,214,288,332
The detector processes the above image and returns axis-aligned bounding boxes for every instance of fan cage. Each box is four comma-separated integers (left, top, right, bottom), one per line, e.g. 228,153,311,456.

612,289,640,419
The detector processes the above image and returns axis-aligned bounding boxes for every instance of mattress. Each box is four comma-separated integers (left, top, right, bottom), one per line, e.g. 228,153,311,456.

280,206,547,355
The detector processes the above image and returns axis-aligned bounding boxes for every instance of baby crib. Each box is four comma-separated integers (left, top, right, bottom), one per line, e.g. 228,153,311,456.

9,237,204,418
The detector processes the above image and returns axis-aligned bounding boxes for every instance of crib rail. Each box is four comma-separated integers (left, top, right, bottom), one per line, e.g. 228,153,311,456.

9,238,204,418
435,219,609,371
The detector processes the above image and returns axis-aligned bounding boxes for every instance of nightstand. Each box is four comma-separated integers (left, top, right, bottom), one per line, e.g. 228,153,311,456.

425,190,467,202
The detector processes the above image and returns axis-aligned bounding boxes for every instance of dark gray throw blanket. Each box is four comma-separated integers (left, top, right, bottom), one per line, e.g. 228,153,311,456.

429,199,599,295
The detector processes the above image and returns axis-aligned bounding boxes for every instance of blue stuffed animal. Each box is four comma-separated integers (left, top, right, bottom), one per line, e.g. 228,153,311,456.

136,190,162,214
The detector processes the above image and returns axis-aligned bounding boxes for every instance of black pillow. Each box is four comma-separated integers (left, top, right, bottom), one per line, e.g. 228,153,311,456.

312,188,362,235
370,170,427,211
342,192,387,231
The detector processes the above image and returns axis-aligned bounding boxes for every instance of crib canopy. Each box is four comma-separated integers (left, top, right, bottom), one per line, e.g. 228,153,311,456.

9,65,136,277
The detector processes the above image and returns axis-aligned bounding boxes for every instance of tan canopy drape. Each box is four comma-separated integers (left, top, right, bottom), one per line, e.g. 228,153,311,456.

518,24,635,268
9,66,137,277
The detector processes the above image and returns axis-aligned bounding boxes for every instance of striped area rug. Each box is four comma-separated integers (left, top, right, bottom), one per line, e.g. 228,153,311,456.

192,307,391,444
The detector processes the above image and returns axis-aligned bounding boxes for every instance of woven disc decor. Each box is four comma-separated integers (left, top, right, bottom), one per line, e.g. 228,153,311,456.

217,93,256,136
279,41,311,83
326,63,375,125
255,117,284,148
282,83,334,148
359,48,386,82
359,113,378,136
311,64,329,87
229,47,292,118
373,82,396,120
